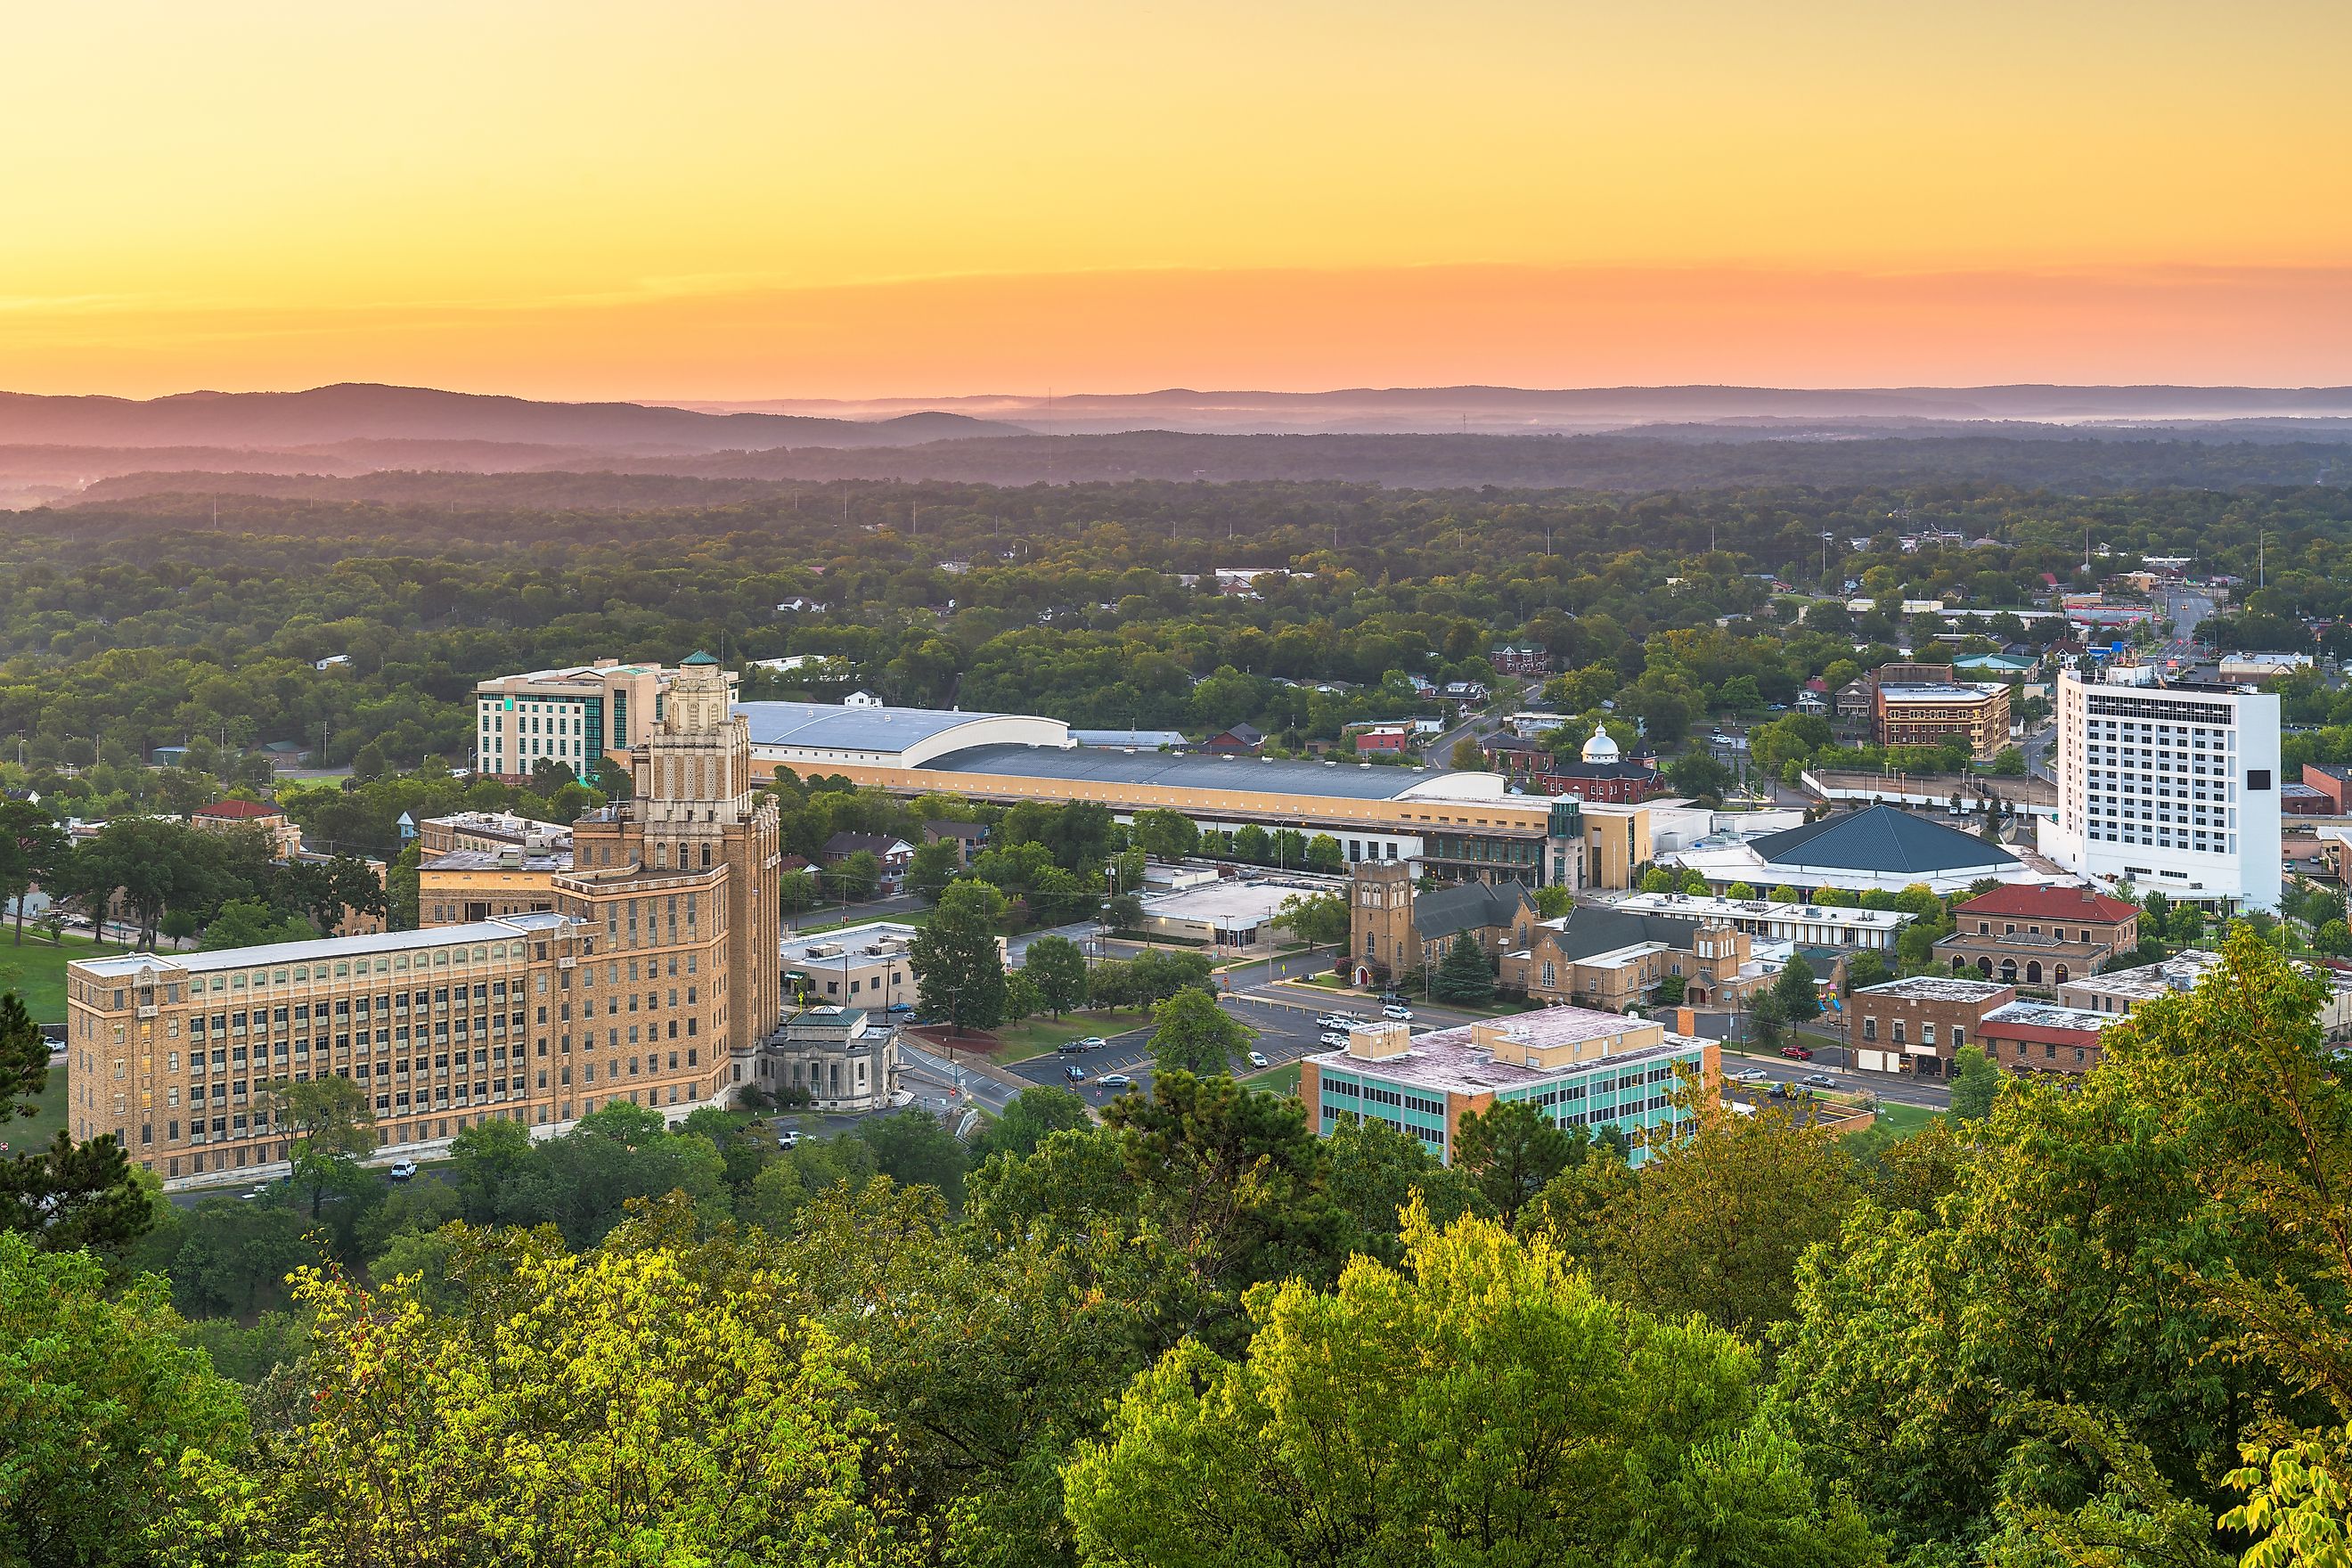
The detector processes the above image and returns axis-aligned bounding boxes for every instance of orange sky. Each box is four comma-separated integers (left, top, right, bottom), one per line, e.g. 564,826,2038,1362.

5,2,2350,398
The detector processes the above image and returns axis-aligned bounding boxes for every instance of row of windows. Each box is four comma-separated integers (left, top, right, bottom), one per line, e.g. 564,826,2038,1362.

97,942,545,1007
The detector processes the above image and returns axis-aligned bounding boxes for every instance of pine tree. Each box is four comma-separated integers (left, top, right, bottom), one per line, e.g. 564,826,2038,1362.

1433,932,1495,1006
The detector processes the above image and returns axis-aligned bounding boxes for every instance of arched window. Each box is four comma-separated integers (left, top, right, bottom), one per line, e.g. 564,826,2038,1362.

1999,960,2018,983
2054,965,2070,984
2026,961,2043,984
1978,958,1994,976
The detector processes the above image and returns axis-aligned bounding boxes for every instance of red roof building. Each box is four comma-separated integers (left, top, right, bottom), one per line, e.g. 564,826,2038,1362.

1952,884,2139,927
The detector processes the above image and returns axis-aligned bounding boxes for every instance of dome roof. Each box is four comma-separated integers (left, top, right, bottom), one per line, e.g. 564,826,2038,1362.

1580,728,1621,764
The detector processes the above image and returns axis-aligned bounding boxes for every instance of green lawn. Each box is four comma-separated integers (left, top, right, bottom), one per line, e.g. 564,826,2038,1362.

1867,1100,1944,1137
8,1059,69,1155
0,931,127,1024
1242,1062,1302,1098
988,1009,1156,1065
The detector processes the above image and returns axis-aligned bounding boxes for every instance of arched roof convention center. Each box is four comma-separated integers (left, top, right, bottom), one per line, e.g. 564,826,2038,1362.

735,701,1069,772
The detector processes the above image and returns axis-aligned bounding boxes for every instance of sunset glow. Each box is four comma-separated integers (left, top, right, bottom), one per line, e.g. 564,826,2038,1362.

8,0,2350,396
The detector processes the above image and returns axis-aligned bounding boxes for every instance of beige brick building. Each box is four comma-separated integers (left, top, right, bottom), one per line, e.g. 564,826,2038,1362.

69,653,783,1181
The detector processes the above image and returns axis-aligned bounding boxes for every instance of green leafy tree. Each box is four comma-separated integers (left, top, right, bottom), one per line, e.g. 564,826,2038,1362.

2315,918,2352,957
1063,1208,1884,1568
1948,1044,1999,1120
1431,931,1495,1006
906,837,962,902
0,990,154,1254
1276,890,1350,951
1022,934,1089,1018
0,798,69,946
1132,808,1200,862
1449,736,1485,770
1146,987,1254,1078
200,896,314,951
854,1107,971,1208
968,1086,1093,1164
269,1074,378,1220
1640,867,1677,894
910,880,1011,1034
0,1233,248,1564
1846,948,1891,991
213,1228,927,1564
1772,951,1821,1025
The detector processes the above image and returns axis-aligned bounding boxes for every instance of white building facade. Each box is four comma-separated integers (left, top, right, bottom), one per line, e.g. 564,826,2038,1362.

2044,666,2281,912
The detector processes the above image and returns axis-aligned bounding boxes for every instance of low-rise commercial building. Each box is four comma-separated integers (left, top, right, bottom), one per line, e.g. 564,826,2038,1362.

1139,878,1312,954
417,813,574,925
2055,950,2352,1039
1301,1010,1716,1167
1850,976,2015,1077
1932,883,2142,987
1874,678,2013,759
1607,890,1910,952
780,922,926,1013
1977,1000,2115,1075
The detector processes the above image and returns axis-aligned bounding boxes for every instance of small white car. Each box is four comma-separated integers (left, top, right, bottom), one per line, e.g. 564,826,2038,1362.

1078,1036,1108,1051
387,1158,419,1180
1245,1050,1270,1069
1383,1004,1414,1021
775,1130,802,1150
1726,1068,1768,1083
1098,1073,1133,1090
1319,1030,1350,1047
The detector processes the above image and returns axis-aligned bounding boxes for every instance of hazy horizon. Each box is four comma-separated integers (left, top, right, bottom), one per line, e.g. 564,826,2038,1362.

8,3,2349,399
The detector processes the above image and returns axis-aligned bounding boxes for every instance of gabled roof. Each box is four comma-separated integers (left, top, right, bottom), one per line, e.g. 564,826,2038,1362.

821,831,912,858
1954,884,2136,922
1541,902,1704,962
1413,880,1536,943
1752,804,2018,875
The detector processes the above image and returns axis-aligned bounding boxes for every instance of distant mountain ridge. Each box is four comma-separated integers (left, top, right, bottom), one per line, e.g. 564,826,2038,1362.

0,382,1028,453
674,382,2352,434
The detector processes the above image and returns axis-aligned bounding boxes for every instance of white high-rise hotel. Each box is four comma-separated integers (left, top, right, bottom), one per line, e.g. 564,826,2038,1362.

2045,665,2281,912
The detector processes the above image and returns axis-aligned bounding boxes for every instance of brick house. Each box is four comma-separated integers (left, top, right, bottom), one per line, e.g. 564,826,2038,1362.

1932,884,2142,988
1849,976,2014,1078
1977,1000,2114,1075
1500,902,1768,1012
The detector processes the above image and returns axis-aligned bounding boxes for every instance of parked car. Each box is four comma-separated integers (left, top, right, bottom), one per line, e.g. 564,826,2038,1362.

1057,1041,1085,1055
1319,1030,1350,1047
1383,1003,1413,1021
1801,1073,1838,1089
1064,1065,1087,1082
1379,991,1410,1006
1078,1036,1107,1051
387,1157,419,1180
1098,1073,1133,1090
1245,1050,1270,1069
1780,1044,1814,1060
886,1001,914,1014
774,1130,801,1150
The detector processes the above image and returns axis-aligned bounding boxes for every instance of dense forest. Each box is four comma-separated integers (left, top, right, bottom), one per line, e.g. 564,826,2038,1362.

5,476,2352,803
6,929,2350,1565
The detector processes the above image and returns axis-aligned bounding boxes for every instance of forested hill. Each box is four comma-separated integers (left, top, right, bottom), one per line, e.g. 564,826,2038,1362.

61,429,2352,506
0,383,1027,453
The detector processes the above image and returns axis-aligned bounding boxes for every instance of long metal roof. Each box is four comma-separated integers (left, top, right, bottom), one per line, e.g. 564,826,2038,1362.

736,701,1053,753
922,742,1440,802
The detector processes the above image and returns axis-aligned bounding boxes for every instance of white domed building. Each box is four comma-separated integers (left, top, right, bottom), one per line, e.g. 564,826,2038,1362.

1543,725,1666,804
